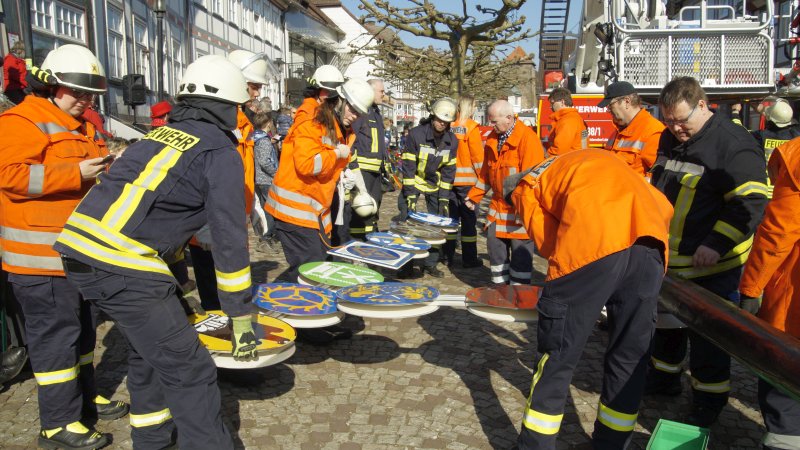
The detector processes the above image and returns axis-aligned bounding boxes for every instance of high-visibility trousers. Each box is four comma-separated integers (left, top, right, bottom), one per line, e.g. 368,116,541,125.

349,170,383,239
9,273,97,429
518,242,663,450
759,378,800,450
63,261,233,450
486,222,534,285
649,267,741,409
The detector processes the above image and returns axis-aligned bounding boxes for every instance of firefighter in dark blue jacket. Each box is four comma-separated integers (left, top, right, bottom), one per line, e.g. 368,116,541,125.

348,79,388,240
401,98,458,277
53,55,255,450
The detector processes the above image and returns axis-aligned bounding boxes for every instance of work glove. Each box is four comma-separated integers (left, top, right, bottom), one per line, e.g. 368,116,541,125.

231,315,259,361
502,168,534,206
438,198,450,217
334,144,350,159
406,195,417,213
739,295,762,315
342,169,357,191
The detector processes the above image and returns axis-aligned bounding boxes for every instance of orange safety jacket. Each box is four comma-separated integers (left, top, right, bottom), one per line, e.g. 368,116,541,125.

468,121,545,239
604,108,664,178
452,117,485,187
511,150,673,280
547,107,588,156
0,96,108,276
740,139,800,337
285,97,319,140
265,117,349,235
235,109,255,214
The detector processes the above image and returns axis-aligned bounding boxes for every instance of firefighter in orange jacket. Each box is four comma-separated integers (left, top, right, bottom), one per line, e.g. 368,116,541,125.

286,65,345,139
265,78,373,283
546,87,588,156
447,94,484,268
739,138,800,450
466,100,544,284
188,49,263,311
506,150,673,450
0,45,128,450
599,81,665,177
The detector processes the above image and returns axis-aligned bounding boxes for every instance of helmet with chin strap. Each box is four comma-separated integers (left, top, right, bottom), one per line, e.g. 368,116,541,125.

41,44,107,94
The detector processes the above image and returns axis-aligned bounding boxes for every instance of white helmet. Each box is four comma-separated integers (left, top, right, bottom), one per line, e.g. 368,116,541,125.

352,191,378,218
177,55,249,104
337,78,374,115
310,65,344,91
41,44,107,93
227,50,269,85
765,101,794,127
431,97,457,122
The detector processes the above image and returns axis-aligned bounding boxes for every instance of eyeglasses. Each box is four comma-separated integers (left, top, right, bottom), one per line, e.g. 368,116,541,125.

67,87,96,101
663,104,698,127
608,96,627,107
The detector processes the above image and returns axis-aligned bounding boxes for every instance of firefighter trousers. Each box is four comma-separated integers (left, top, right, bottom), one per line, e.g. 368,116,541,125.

759,378,800,450
63,262,233,450
275,219,329,282
649,267,741,409
349,170,383,239
443,193,478,265
487,222,534,285
8,273,97,429
518,242,663,450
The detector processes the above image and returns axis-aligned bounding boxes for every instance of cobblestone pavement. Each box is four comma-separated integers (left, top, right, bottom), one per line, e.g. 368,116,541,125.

0,191,766,449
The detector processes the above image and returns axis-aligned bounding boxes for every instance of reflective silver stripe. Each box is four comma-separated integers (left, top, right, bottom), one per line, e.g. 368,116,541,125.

474,162,483,170
312,154,322,176
690,376,730,393
2,226,60,245
456,167,475,174
509,269,531,280
2,251,63,271
495,223,527,234
265,195,319,223
490,263,509,273
130,408,172,428
34,364,79,385
321,211,332,229
664,160,705,176
270,185,323,210
474,181,488,191
79,352,94,366
28,165,45,196
35,122,80,136
488,208,519,222
492,275,509,283
651,357,682,373
616,139,645,151
763,432,800,449
508,167,518,175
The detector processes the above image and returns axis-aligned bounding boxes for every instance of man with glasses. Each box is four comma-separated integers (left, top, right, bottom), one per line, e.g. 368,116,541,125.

646,76,769,428
545,87,588,156
0,44,128,450
599,81,665,178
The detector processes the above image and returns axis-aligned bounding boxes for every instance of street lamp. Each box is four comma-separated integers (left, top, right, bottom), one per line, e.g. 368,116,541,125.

153,0,166,101
275,57,284,108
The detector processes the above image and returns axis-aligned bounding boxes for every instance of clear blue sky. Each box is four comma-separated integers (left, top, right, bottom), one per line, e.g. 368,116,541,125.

339,0,584,60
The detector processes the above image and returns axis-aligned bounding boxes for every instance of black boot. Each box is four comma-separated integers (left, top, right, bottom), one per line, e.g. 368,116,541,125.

39,421,108,450
684,404,722,428
0,346,27,384
84,395,129,421
423,265,445,278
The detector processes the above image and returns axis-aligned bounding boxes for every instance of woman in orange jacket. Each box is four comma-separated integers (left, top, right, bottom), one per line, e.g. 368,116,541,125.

739,138,800,449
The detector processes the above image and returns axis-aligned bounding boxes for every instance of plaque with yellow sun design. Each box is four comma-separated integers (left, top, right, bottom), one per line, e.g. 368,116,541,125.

252,283,338,316
336,283,439,306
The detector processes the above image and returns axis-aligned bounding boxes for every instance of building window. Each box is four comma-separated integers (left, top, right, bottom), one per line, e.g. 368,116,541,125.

107,5,125,79
56,2,84,41
170,38,182,94
228,0,238,23
32,0,54,30
210,0,222,15
134,19,151,89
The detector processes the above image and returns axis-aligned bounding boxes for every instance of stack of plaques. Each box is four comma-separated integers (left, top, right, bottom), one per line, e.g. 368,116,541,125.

366,231,431,260
327,241,413,270
253,283,344,329
465,285,541,322
389,221,446,245
189,310,296,369
408,211,459,233
336,282,440,319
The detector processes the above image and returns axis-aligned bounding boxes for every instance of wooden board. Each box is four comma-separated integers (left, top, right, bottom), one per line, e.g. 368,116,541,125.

336,282,439,306
298,261,384,287
328,241,413,269
465,285,541,310
190,310,296,355
253,283,338,316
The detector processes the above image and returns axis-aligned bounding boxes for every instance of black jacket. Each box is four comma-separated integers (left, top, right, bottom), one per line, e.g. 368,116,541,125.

350,105,387,173
54,119,254,317
651,112,768,279
401,122,457,200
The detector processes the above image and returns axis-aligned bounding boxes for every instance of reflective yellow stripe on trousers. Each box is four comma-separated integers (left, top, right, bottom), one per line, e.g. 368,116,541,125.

130,408,172,428
522,354,564,435
35,364,79,386
597,402,638,432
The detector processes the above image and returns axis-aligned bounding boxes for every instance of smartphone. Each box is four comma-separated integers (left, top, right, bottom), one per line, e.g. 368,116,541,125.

100,154,116,164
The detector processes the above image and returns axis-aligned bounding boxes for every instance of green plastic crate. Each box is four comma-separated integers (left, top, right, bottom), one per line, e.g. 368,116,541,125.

647,419,710,450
